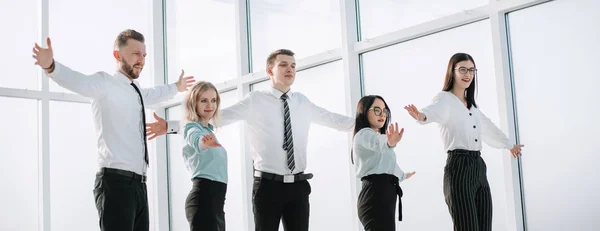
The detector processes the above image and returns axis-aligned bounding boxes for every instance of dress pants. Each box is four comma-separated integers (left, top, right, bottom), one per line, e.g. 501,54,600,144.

444,149,493,231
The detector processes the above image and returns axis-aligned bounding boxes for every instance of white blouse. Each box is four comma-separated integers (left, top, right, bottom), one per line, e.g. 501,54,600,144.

352,128,406,181
418,91,513,152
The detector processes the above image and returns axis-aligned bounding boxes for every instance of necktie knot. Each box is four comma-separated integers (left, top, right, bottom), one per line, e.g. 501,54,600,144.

280,93,289,101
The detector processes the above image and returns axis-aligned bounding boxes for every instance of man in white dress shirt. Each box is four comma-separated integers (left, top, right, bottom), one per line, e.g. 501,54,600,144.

32,29,194,231
146,49,354,231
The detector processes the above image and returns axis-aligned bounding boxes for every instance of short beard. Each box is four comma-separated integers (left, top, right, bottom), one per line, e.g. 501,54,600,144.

120,58,141,79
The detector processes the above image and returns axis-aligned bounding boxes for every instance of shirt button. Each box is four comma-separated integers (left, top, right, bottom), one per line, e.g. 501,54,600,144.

475,139,478,142
473,125,476,128
469,113,472,116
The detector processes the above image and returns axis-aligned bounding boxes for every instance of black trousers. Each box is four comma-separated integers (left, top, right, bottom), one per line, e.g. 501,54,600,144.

357,174,403,231
444,150,493,231
93,168,149,231
185,177,227,231
252,176,311,231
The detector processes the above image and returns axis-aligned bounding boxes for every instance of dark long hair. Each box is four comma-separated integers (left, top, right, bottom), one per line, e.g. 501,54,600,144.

351,95,391,164
442,53,478,109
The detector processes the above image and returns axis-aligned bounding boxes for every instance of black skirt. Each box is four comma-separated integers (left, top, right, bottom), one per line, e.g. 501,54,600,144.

357,174,403,231
185,177,227,231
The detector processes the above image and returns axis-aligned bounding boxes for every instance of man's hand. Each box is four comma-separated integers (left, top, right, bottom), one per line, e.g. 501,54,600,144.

176,70,195,92
146,112,168,140
32,37,54,70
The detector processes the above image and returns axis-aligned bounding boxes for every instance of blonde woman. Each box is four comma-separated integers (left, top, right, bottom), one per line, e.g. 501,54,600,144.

182,81,227,231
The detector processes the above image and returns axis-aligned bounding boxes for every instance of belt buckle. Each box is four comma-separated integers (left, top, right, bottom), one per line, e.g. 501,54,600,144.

283,174,295,183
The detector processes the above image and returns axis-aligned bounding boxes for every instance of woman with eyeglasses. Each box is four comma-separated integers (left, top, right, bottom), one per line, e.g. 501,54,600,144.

404,53,524,231
352,95,416,231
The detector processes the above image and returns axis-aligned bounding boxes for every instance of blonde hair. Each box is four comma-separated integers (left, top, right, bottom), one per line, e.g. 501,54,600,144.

183,81,221,126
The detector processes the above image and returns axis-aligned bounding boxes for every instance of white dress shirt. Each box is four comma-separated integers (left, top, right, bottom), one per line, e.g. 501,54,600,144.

353,128,406,181
419,91,513,152
170,87,354,175
48,62,178,175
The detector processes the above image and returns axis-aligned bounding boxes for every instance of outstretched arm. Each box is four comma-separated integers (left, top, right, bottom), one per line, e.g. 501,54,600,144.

145,92,253,139
184,122,221,153
405,92,450,125
146,113,179,139
479,110,524,158
142,70,195,105
308,98,354,132
33,37,107,99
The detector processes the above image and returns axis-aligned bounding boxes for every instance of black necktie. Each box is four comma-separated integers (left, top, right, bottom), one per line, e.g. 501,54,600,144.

281,93,295,172
130,83,149,166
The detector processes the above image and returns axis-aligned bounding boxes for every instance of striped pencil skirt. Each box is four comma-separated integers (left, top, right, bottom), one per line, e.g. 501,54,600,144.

444,149,492,231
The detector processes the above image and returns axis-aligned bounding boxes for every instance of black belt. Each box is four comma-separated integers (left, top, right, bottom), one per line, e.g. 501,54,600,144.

100,167,147,183
448,149,481,157
253,170,313,183
361,174,403,221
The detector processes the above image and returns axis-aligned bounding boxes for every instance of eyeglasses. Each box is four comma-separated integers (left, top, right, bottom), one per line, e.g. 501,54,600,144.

455,67,477,75
369,106,389,117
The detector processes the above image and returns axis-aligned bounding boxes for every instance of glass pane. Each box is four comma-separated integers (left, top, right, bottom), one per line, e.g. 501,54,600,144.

49,0,154,93
145,110,157,231
167,90,244,231
508,0,600,230
361,20,510,230
358,0,487,40
251,61,354,231
0,0,39,90
166,0,238,84
0,97,38,231
49,101,97,230
249,0,341,72
49,102,157,231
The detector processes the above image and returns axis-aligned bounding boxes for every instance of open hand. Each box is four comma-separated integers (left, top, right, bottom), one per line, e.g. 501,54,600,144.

404,104,423,121
201,133,222,149
509,144,524,158
32,37,54,69
176,70,195,92
146,112,168,140
405,171,416,180
386,122,404,147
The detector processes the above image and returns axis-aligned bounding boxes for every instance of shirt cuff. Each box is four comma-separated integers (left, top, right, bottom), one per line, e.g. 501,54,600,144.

46,61,62,78
167,120,179,134
505,141,514,150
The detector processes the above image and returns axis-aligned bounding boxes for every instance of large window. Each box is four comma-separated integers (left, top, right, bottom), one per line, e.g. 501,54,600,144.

358,0,487,40
49,101,97,230
166,90,244,231
0,97,38,231
165,0,238,84
251,60,354,231
1,0,39,90
361,20,509,230
508,0,600,230
249,0,341,72
49,0,154,93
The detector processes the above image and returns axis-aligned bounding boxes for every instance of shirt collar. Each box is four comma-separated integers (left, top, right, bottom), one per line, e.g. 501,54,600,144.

198,121,214,131
269,86,293,99
114,70,137,86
